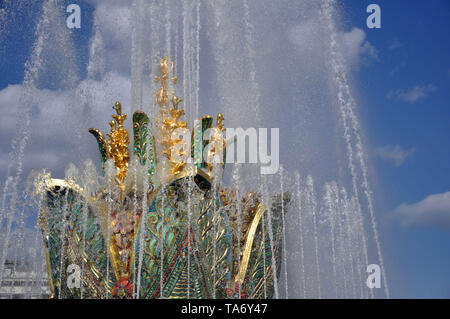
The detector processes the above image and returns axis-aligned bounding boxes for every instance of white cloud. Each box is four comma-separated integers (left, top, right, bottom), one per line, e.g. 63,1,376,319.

374,144,415,166
387,84,436,104
0,73,132,180
339,27,378,63
0,0,142,181
289,24,377,67
393,191,450,228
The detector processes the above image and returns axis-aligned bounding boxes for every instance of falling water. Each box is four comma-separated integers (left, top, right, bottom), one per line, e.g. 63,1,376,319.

105,161,114,296
0,0,390,300
28,224,44,298
279,166,289,298
136,151,150,298
333,183,351,298
79,169,90,300
130,0,147,113
186,168,192,299
57,169,72,299
148,1,161,119
294,171,306,298
321,0,389,298
231,163,243,298
159,184,165,299
242,0,262,122
0,0,79,285
9,175,31,298
194,0,201,121
324,183,338,298
164,0,172,67
0,176,13,284
8,180,26,298
258,179,268,299
306,175,321,298
211,165,221,299
338,187,358,298
261,175,279,299
182,0,192,122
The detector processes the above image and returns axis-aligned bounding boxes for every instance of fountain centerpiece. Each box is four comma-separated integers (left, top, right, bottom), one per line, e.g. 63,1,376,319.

36,57,289,299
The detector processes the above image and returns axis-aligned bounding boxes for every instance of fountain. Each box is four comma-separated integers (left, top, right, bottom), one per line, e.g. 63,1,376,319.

0,0,388,299
33,56,290,299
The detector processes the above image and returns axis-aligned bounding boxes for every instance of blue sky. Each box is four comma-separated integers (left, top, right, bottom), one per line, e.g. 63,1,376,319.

0,0,449,298
342,0,450,297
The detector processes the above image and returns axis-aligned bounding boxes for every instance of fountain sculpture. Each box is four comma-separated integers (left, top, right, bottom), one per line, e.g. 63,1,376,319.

0,0,390,300
36,57,289,299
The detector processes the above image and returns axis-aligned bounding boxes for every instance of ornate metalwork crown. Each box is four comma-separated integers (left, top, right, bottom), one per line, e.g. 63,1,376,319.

37,57,289,299
89,56,226,195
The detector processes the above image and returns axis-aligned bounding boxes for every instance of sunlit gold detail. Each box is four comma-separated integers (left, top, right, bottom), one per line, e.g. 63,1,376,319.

109,102,130,190
89,102,130,195
155,56,189,176
234,202,265,285
153,56,227,179
216,113,224,130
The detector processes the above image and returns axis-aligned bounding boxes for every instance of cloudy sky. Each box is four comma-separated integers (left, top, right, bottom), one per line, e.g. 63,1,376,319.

0,0,449,298
344,1,450,298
